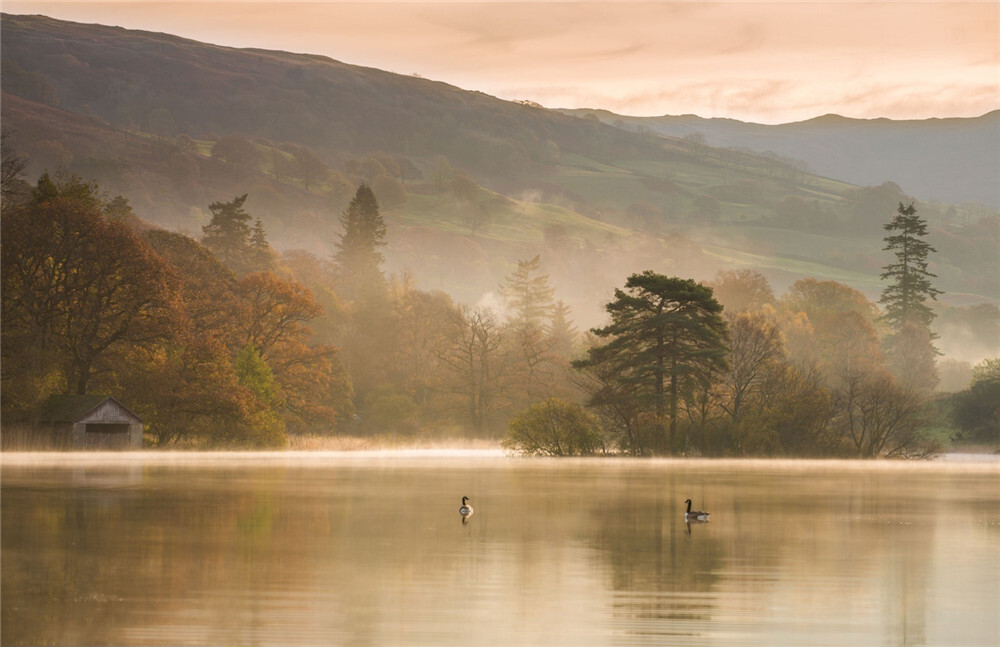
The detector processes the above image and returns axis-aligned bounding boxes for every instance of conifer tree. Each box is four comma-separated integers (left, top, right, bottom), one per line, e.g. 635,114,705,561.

501,255,555,327
202,194,253,274
880,202,942,332
880,202,942,390
333,184,387,302
574,272,728,451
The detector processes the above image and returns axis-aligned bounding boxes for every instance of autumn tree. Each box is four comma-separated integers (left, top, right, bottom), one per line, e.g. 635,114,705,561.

574,272,728,452
724,310,785,424
780,278,883,378
709,269,777,316
385,275,459,407
129,230,257,445
238,271,344,432
1,174,178,405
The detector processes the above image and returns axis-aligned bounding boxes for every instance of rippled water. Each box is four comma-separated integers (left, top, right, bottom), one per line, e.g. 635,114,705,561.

2,452,998,646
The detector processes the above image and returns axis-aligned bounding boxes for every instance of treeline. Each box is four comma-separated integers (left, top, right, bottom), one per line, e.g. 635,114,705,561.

504,202,997,457
512,270,942,458
2,153,997,453
0,167,583,446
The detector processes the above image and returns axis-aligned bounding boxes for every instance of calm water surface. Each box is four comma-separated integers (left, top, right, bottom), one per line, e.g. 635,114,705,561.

2,452,998,646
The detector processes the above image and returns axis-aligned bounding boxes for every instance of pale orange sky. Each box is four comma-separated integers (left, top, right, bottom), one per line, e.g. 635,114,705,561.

4,1,998,123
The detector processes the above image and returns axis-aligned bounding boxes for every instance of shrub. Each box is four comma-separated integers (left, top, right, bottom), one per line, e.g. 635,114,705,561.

502,398,604,456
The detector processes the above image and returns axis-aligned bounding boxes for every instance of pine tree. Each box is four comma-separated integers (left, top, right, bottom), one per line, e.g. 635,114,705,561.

333,184,387,302
880,202,942,332
574,272,728,451
547,300,579,361
249,218,274,271
501,255,555,327
880,202,942,390
202,194,253,273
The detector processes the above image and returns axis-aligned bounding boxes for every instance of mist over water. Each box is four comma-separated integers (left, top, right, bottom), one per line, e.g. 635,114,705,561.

3,454,998,646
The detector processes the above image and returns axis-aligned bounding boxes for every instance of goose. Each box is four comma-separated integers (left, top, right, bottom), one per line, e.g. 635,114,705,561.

459,496,474,518
684,499,710,522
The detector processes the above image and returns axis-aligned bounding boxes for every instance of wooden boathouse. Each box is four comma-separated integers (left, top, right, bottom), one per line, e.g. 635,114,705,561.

39,395,144,449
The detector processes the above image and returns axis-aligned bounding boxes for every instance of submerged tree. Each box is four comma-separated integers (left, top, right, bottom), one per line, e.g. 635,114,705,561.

574,272,728,452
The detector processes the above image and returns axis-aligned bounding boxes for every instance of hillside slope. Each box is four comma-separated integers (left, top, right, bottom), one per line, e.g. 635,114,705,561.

2,13,997,314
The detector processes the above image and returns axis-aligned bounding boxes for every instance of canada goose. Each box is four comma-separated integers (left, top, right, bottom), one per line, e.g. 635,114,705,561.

459,496,474,517
684,499,710,521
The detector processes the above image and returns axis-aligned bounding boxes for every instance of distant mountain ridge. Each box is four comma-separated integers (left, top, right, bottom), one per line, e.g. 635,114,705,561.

559,109,1000,207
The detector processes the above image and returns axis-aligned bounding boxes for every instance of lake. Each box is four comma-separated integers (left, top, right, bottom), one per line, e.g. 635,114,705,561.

2,452,998,646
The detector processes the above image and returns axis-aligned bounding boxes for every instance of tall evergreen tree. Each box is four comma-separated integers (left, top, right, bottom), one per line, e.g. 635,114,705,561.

547,300,579,361
333,184,387,302
501,255,555,327
574,272,728,451
880,202,942,332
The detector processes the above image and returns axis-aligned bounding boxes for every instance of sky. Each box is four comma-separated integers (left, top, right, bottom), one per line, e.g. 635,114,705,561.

3,1,998,124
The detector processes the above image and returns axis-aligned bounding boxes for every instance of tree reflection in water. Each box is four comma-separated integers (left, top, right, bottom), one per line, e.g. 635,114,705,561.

2,456,998,646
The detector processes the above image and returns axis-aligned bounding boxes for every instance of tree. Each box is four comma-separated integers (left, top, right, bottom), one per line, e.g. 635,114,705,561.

880,202,942,388
238,271,322,362
238,271,344,434
291,146,329,190
1,174,178,399
780,278,883,378
880,202,942,332
709,269,776,316
202,194,267,275
372,174,407,211
547,300,579,361
952,358,1000,442
724,311,785,424
1,129,29,212
441,305,511,438
211,134,259,179
884,321,939,392
385,275,460,407
502,255,555,327
574,272,728,452
502,398,604,456
831,368,938,458
333,184,387,303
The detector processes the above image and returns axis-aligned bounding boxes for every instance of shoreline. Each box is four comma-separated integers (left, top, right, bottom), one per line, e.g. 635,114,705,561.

3,449,998,469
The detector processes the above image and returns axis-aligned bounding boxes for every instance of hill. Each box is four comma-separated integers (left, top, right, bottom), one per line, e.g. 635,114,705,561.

2,13,997,325
560,109,1000,208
